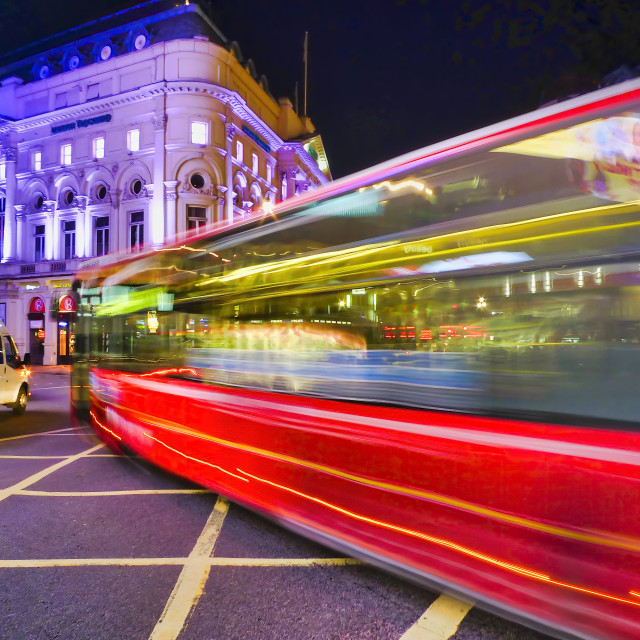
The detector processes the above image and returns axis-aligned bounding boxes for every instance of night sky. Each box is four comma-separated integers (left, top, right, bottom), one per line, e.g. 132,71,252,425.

1,0,639,178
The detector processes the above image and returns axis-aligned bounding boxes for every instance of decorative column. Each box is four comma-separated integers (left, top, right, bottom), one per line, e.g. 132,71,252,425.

1,147,17,262
14,204,25,261
44,200,58,261
163,180,178,243
216,186,227,224
225,123,235,224
151,114,167,247
75,196,90,258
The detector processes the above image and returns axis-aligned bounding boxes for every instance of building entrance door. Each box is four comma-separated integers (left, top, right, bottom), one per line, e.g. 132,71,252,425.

57,296,76,365
28,297,46,365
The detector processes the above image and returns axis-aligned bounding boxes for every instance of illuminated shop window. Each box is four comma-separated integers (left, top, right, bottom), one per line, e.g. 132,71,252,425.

127,129,140,152
252,153,259,174
60,143,72,166
529,273,536,293
191,121,208,145
544,272,552,292
32,151,41,171
235,140,243,162
93,136,105,159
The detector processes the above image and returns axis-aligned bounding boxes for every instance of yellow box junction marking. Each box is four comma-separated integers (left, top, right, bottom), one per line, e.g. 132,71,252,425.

400,594,474,640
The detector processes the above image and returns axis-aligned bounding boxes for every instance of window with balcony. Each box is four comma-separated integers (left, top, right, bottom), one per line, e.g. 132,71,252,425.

127,129,140,152
34,225,45,262
187,206,207,232
32,151,42,171
191,121,208,145
95,216,109,256
129,211,144,252
93,137,105,160
63,220,76,260
60,144,72,166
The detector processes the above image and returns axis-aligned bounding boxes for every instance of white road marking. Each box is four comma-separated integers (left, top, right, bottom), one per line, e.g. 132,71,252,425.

30,386,70,390
0,443,105,504
0,427,79,441
0,557,361,568
400,594,474,640
148,495,230,640
0,455,67,459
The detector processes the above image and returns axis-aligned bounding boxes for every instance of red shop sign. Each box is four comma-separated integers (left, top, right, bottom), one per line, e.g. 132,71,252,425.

59,295,76,313
29,297,45,314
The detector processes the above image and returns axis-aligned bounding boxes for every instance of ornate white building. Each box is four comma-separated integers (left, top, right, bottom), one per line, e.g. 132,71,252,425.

0,1,331,364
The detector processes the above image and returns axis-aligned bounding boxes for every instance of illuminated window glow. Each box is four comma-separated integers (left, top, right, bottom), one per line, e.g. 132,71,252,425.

235,140,243,162
60,144,71,166
32,152,41,171
93,137,105,159
0,162,5,181
127,129,140,152
252,153,258,174
191,121,208,145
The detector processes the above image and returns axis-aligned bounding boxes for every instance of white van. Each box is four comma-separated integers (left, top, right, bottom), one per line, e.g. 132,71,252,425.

0,322,30,414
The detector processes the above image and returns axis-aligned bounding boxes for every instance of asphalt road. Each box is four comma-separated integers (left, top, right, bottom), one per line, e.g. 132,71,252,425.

0,369,556,640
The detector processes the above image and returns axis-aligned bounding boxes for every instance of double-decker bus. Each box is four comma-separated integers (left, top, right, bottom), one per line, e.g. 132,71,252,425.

72,79,640,640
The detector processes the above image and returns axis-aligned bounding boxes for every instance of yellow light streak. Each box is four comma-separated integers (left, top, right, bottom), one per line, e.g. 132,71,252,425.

142,432,249,482
90,410,122,441
108,397,640,553
239,468,640,609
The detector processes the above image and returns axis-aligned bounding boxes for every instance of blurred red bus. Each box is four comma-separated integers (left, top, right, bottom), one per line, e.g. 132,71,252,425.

72,79,640,640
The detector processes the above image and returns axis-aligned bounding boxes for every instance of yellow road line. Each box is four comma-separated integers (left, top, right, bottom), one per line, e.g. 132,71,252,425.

17,489,212,496
0,443,105,504
148,495,230,640
0,557,361,568
400,594,474,640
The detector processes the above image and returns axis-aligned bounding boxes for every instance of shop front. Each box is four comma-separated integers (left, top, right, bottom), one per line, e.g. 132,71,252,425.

27,296,46,365
56,295,76,365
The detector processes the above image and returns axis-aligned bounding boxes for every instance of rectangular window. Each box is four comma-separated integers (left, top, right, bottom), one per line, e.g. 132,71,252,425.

266,164,272,185
32,152,42,172
60,144,71,166
0,162,6,181
129,211,144,252
34,224,45,262
252,153,259,174
93,137,105,160
187,206,207,232
191,121,208,145
127,129,140,152
235,140,243,162
63,220,76,260
95,216,109,257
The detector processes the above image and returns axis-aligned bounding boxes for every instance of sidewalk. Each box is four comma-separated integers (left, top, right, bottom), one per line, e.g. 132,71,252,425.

28,365,71,376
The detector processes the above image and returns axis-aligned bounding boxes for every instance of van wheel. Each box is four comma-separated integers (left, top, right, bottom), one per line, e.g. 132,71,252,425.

12,386,28,415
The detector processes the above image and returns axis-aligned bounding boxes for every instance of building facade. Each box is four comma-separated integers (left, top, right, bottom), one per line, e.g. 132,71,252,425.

0,2,331,364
